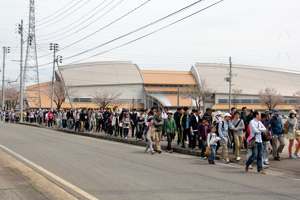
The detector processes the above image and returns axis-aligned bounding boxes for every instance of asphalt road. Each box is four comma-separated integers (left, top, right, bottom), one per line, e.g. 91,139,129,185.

0,123,299,200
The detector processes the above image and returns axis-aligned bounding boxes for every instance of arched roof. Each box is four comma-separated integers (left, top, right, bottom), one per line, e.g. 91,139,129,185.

194,63,300,97
57,61,144,86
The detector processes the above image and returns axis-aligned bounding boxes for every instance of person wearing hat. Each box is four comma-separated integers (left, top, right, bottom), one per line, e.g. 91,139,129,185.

213,111,223,154
287,110,300,158
218,113,238,163
269,109,285,161
164,111,177,153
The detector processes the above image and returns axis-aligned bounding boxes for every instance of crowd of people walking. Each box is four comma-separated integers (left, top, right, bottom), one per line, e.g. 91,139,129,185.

2,106,300,174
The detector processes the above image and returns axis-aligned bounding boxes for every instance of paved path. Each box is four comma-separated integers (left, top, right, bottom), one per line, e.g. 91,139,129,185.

0,123,299,200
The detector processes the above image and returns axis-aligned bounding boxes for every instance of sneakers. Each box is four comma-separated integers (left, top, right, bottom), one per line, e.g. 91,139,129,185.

221,159,226,163
125,136,128,139
222,159,229,164
263,165,269,169
236,157,242,161
258,169,266,174
264,161,270,165
289,155,296,159
294,153,300,158
151,151,156,155
201,156,208,160
226,159,230,164
145,149,149,153
249,165,253,169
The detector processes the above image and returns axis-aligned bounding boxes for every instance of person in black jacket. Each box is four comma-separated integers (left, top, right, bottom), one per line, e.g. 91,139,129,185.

190,110,201,149
79,109,87,132
174,107,183,145
181,107,190,148
202,108,213,124
130,109,138,138
66,109,73,130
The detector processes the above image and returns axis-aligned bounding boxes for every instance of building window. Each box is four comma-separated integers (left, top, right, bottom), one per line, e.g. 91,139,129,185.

218,99,228,104
253,99,261,104
241,99,251,104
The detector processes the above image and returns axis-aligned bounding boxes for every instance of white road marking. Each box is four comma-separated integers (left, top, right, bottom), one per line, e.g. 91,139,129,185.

0,144,99,200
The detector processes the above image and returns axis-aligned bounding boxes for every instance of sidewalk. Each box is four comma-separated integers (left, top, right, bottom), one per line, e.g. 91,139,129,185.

0,154,47,200
19,122,300,175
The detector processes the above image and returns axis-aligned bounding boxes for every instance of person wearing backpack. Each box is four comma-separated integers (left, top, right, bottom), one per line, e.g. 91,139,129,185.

218,113,238,164
261,113,271,165
245,110,267,174
287,110,300,158
164,111,177,153
231,111,245,161
269,109,285,161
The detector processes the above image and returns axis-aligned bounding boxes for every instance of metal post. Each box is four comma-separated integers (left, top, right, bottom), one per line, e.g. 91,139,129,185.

177,85,179,107
51,44,57,111
2,47,6,116
229,57,232,113
20,20,24,122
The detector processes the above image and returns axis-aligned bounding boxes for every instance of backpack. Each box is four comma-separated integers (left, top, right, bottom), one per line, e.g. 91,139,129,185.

283,121,289,134
215,121,224,136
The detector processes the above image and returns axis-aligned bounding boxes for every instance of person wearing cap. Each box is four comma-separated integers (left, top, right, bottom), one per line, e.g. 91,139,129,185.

213,111,222,154
269,109,285,161
154,110,163,153
218,113,238,163
202,108,212,124
164,111,177,153
287,110,300,158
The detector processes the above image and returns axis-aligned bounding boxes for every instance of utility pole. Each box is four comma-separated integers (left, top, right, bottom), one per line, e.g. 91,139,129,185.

18,20,24,122
228,57,232,112
2,46,10,116
49,43,58,111
56,55,73,109
177,85,179,107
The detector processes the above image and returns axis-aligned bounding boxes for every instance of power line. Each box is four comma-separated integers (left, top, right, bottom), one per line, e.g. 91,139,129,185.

37,0,149,58
37,0,76,22
36,0,89,29
66,0,224,64
38,0,108,38
64,0,207,60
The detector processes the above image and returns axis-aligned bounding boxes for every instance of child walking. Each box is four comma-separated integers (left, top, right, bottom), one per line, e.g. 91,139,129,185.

143,118,156,155
207,126,219,165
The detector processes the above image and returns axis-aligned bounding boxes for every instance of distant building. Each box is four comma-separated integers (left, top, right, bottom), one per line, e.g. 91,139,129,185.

25,61,300,113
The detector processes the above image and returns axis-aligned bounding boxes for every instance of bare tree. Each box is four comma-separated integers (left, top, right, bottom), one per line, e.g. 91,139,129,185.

90,90,123,108
5,84,19,110
232,88,243,108
42,81,77,110
258,87,285,112
180,79,216,112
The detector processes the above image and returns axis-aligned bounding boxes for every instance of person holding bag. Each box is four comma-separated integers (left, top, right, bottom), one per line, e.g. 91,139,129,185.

287,110,300,158
245,111,267,174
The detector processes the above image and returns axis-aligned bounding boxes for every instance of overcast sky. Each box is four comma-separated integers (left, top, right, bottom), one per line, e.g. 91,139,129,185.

1,0,300,86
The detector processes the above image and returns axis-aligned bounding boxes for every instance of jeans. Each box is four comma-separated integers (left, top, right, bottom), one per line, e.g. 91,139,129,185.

123,128,129,138
67,120,74,130
272,135,285,157
246,142,263,171
136,123,143,139
209,145,216,162
114,125,119,136
88,120,93,132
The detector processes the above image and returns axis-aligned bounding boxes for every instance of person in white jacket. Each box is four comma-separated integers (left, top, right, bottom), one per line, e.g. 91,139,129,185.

207,126,220,165
245,110,267,174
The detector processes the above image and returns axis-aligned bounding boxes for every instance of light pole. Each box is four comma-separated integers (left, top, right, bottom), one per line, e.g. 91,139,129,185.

2,46,10,118
18,19,24,122
49,43,59,111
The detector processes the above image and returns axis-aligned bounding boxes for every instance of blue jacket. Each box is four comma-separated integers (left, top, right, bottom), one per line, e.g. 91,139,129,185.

269,115,283,136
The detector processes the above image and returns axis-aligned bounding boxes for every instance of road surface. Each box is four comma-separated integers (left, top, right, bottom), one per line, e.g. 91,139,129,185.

0,123,299,200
